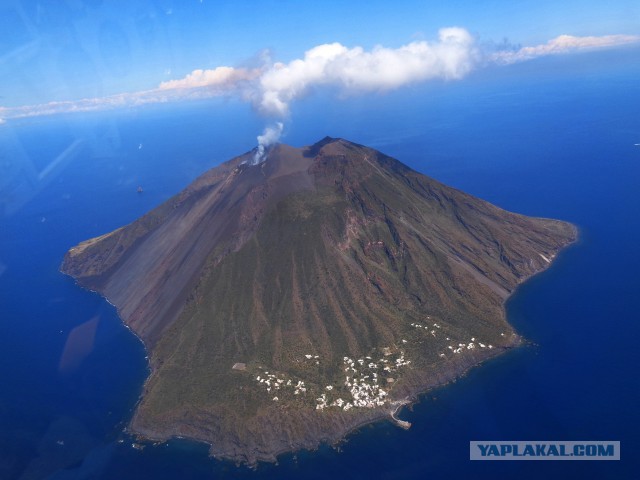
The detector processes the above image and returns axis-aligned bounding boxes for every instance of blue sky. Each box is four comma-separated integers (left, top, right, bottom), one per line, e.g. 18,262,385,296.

0,0,639,114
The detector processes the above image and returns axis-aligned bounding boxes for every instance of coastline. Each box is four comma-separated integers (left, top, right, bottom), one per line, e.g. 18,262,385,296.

113,224,578,465
58,147,579,464
123,337,520,465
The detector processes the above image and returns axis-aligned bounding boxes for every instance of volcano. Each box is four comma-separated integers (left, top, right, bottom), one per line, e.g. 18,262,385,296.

61,137,576,463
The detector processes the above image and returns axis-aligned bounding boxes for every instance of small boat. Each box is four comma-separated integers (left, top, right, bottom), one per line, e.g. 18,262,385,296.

137,186,144,193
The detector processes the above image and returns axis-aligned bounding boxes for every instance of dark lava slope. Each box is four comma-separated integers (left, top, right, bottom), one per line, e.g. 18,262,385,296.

61,137,576,463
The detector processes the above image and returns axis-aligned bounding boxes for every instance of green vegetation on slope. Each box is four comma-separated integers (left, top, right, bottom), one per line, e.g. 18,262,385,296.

62,138,576,463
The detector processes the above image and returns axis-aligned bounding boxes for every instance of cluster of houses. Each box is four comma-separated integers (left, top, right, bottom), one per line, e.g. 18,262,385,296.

408,321,496,358
444,337,493,355
253,324,500,411
315,351,411,411
410,321,442,338
252,347,413,412
254,371,307,401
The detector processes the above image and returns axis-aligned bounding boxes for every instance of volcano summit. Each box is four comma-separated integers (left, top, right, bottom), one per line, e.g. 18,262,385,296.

61,137,576,464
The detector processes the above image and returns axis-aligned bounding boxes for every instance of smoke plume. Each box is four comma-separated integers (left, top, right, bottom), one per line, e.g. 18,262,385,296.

252,122,284,164
4,28,637,140
256,27,477,117
246,28,477,162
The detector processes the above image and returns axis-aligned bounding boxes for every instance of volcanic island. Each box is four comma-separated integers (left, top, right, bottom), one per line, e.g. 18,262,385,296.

61,137,576,464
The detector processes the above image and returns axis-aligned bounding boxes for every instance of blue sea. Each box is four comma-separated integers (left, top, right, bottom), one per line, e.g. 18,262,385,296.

1,48,639,479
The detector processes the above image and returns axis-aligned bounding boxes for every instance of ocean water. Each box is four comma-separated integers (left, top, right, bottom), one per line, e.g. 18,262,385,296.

1,49,639,479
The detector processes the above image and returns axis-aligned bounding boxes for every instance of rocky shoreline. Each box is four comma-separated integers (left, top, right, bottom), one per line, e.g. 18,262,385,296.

125,333,522,465
61,137,578,466
122,232,574,465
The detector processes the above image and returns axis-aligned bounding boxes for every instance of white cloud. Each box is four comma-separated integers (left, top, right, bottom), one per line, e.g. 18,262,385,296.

491,34,640,64
158,66,260,90
0,29,477,121
257,27,477,116
2,30,638,122
0,91,171,119
0,68,253,120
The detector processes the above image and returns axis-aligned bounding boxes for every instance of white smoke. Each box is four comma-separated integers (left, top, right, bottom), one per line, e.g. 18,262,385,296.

6,29,637,128
157,66,260,90
247,28,477,161
256,27,477,117
252,122,284,164
0,29,477,123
